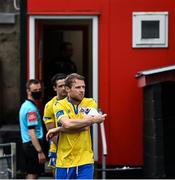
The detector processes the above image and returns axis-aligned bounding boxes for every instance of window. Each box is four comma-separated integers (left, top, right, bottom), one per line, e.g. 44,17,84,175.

132,12,168,48
141,21,159,39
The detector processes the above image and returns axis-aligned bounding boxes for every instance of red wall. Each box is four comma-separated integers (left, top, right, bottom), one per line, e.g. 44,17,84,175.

27,0,175,166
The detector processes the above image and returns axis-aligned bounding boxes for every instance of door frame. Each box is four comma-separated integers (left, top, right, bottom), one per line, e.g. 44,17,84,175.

29,15,99,161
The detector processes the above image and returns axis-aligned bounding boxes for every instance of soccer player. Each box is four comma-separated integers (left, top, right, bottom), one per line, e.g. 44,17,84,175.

46,73,107,179
43,73,67,174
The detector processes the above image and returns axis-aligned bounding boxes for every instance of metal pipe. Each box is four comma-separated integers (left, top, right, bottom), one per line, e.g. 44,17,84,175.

13,0,20,11
102,155,107,179
10,143,16,178
99,109,107,179
0,143,16,178
100,122,107,155
0,143,12,147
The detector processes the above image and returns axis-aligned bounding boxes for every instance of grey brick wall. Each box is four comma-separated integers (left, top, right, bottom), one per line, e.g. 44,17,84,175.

0,0,20,125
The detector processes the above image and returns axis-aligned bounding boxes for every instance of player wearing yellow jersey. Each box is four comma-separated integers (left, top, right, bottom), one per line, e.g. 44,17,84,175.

46,73,107,179
43,73,67,174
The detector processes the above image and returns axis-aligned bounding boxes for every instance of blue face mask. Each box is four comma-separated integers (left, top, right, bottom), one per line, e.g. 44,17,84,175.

31,91,42,100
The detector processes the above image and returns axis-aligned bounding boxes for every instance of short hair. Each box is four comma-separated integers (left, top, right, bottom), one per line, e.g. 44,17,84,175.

51,73,67,87
26,79,41,90
65,73,85,88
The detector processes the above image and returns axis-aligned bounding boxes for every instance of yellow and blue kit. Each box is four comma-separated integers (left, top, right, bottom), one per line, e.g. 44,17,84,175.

53,97,97,168
43,96,58,168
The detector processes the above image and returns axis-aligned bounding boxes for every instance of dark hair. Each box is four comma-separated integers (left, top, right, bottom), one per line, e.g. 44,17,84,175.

26,79,41,90
51,73,67,87
65,73,85,88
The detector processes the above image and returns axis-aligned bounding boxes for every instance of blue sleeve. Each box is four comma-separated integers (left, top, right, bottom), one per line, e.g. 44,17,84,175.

26,106,39,127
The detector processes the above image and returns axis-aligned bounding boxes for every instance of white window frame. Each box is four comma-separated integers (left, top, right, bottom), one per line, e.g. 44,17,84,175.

29,15,99,161
132,12,168,48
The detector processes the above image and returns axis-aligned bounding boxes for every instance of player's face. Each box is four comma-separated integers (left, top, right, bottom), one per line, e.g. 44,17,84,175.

54,79,67,99
68,79,85,102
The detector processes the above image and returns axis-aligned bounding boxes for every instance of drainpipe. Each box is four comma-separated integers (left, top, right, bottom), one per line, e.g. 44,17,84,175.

13,0,20,11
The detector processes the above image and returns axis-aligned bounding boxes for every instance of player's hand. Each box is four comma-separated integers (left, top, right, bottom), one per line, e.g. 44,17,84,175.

46,128,58,141
94,114,107,124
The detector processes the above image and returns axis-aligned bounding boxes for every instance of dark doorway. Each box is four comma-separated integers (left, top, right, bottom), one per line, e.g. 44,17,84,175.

41,19,92,103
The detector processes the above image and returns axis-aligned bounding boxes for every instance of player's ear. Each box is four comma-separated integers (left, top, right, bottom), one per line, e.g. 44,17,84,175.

65,86,70,93
53,85,57,92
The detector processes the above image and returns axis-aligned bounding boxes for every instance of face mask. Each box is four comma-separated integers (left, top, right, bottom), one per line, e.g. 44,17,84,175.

31,91,42,100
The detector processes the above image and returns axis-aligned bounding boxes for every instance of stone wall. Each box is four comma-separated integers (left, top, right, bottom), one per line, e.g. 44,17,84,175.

0,0,20,125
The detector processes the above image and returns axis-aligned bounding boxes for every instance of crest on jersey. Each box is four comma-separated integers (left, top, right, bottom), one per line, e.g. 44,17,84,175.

79,107,100,115
56,110,64,118
79,107,90,114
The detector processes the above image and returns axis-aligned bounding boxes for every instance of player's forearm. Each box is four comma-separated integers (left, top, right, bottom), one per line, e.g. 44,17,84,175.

48,126,88,136
61,116,95,130
60,126,89,133
45,122,56,131
45,122,57,143
60,114,106,130
46,126,86,141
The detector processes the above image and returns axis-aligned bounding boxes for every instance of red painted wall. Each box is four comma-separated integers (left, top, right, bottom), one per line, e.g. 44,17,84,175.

27,0,175,166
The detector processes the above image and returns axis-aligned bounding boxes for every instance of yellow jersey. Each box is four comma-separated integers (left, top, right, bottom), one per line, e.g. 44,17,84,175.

43,96,58,153
53,97,97,168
